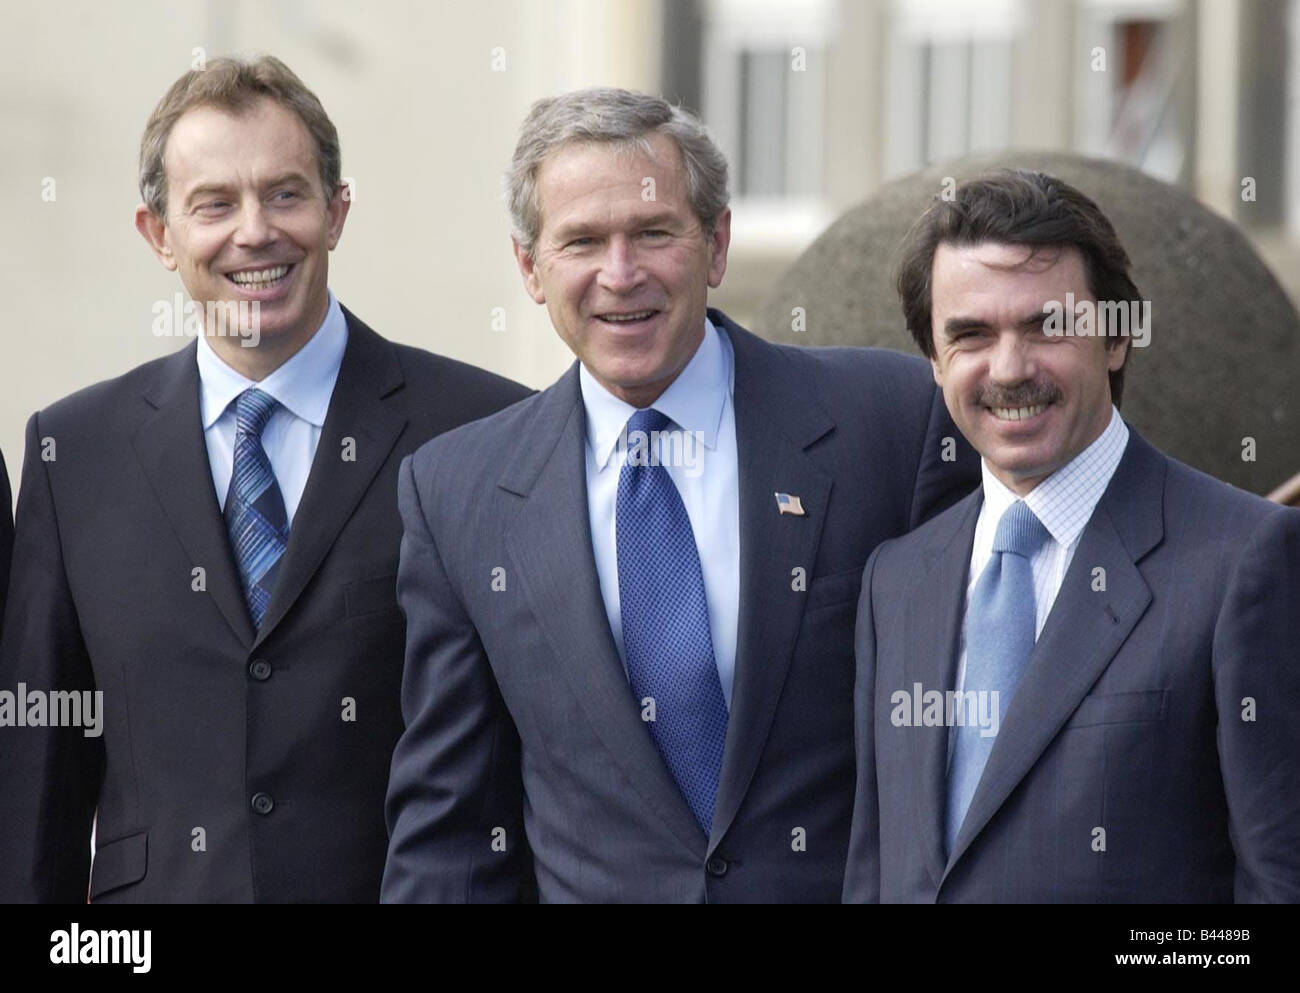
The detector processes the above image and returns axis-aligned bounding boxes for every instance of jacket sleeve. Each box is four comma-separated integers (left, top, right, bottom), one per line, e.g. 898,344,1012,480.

1213,505,1300,902
381,452,535,903
0,412,104,903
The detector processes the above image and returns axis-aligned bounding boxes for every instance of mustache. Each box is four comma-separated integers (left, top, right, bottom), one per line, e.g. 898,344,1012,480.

975,383,1061,408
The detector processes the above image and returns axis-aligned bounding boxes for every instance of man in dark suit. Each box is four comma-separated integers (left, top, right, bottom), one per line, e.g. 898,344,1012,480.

0,56,528,903
843,170,1300,903
382,88,977,903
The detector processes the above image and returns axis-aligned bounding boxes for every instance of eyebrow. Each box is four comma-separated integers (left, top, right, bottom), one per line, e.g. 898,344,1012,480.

942,312,1051,337
181,172,314,208
550,211,683,242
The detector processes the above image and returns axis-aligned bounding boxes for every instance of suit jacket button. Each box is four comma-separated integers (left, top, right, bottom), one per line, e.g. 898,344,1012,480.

706,857,728,877
251,792,274,815
249,660,272,681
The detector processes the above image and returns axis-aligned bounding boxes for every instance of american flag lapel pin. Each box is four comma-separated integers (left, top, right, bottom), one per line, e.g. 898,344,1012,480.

775,492,806,516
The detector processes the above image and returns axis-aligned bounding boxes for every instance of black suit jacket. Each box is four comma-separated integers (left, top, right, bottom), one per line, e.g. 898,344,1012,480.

0,309,531,903
383,310,979,902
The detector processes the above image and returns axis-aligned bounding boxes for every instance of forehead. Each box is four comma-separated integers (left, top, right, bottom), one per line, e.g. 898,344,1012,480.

932,241,1090,313
532,133,691,233
164,96,317,187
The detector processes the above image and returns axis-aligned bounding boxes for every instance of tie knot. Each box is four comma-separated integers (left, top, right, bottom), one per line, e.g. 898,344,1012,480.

625,407,672,437
992,500,1050,558
234,388,279,439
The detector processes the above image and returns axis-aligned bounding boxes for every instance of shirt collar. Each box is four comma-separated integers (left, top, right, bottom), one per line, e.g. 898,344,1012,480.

579,315,733,470
197,290,348,429
979,405,1129,548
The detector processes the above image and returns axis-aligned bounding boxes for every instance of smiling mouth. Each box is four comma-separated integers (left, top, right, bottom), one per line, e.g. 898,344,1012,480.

226,264,294,290
987,402,1050,422
595,309,657,326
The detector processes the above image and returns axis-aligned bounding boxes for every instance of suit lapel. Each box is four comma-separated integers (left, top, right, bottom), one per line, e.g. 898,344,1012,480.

944,431,1163,875
707,314,835,850
902,491,982,888
253,311,408,647
502,365,707,857
133,343,255,647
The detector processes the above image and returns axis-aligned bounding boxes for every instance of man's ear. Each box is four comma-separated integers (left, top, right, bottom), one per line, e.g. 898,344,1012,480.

512,237,546,304
706,208,731,288
135,204,177,271
1106,336,1130,372
326,181,352,250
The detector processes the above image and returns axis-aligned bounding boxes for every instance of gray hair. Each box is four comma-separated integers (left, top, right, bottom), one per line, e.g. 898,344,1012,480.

506,87,730,256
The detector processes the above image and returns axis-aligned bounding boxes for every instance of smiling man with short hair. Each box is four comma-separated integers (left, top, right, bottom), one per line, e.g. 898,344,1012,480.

381,87,978,903
0,55,529,903
843,169,1300,903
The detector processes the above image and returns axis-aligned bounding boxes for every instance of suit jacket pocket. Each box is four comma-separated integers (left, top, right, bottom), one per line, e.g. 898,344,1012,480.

345,574,400,617
804,566,864,613
89,830,147,900
1065,689,1168,729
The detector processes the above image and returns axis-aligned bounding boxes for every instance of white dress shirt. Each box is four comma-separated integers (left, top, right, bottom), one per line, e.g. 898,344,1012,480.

954,405,1130,701
197,291,348,524
580,317,741,708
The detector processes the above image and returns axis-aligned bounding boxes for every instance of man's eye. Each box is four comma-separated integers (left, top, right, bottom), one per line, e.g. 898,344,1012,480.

273,190,299,202
197,201,230,213
566,237,595,248
641,229,669,238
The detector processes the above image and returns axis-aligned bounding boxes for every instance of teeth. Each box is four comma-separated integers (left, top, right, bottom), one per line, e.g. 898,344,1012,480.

229,265,290,286
990,403,1048,421
601,311,654,323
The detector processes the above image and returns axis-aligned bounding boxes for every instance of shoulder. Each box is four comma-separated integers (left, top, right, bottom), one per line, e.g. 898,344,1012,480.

1154,444,1289,533
389,341,533,408
712,310,935,415
29,350,185,437
403,379,553,485
873,491,979,581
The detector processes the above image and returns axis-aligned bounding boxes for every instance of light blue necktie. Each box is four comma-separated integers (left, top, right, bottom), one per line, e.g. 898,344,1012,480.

224,388,290,629
945,499,1050,855
616,407,729,834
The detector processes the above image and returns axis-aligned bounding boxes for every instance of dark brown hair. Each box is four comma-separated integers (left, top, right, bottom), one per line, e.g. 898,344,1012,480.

896,169,1142,406
139,55,340,218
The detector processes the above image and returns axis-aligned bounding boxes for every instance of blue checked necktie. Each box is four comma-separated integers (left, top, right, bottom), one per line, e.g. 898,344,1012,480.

223,388,290,629
945,499,1051,855
616,407,729,834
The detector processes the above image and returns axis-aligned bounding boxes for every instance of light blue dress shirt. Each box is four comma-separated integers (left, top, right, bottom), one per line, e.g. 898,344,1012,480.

949,405,1129,762
196,291,348,524
579,317,741,708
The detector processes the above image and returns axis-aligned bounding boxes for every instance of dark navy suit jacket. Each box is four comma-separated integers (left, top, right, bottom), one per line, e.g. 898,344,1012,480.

844,429,1300,902
0,310,530,902
382,309,979,902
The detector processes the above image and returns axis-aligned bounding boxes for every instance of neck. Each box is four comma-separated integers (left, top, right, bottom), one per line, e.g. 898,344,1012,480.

205,296,328,381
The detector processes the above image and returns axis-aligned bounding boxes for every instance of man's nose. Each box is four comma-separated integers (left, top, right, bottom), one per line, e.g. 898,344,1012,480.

988,331,1036,384
231,199,276,247
596,237,646,293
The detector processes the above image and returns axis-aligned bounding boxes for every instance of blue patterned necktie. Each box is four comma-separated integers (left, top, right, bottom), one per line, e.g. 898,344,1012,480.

945,499,1051,855
616,407,729,834
224,388,290,629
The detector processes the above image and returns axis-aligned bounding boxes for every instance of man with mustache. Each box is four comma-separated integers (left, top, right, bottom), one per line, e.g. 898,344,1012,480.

843,169,1300,902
